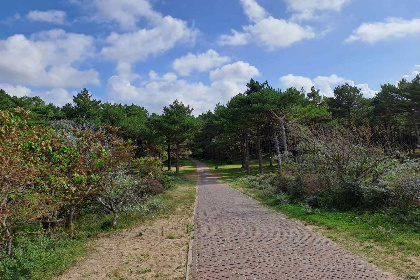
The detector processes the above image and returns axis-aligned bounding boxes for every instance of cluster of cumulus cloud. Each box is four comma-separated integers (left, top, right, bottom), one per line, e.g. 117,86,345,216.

0,0,419,114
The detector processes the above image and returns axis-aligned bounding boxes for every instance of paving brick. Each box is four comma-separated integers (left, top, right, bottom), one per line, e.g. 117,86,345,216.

191,160,394,280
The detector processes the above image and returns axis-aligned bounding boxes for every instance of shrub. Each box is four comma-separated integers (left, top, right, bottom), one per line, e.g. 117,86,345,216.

362,181,393,210
392,175,420,208
271,174,293,194
306,195,320,208
340,179,364,209
122,198,166,215
287,176,305,200
275,193,290,205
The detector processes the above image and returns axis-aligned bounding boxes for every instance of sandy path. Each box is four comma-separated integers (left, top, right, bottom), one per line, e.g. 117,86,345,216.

57,184,196,280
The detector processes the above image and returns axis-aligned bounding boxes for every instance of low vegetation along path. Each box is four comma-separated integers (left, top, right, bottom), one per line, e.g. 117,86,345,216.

191,160,395,280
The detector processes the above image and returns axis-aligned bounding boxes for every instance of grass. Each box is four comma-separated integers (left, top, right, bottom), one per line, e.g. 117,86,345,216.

201,158,279,183
166,233,176,239
202,158,420,279
0,159,197,280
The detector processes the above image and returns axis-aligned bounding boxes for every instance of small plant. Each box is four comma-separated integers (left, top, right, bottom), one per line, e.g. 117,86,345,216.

372,225,394,241
166,232,176,239
275,193,290,205
146,198,166,213
301,203,316,214
134,269,151,274
185,223,194,234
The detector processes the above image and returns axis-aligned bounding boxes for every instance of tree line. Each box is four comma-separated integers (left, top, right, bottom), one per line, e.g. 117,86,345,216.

193,76,419,173
0,88,199,174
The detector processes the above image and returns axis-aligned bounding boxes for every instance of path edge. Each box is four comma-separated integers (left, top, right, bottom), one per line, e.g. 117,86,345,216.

185,159,199,280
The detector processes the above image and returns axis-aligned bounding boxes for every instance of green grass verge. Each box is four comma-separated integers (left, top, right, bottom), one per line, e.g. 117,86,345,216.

202,159,420,279
0,159,197,280
201,159,279,183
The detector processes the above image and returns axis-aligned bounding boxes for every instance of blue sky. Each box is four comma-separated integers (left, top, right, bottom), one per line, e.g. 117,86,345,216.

0,0,419,114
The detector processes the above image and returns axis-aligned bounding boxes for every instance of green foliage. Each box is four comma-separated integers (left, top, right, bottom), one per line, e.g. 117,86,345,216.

62,89,101,122
0,234,85,280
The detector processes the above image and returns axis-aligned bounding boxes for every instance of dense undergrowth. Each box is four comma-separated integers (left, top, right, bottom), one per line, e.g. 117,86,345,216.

0,159,196,280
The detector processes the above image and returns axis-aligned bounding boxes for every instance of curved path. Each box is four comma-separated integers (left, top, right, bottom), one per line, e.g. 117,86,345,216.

191,160,393,280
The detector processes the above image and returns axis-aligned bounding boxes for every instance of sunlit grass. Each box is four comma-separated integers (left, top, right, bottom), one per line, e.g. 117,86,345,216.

201,159,278,183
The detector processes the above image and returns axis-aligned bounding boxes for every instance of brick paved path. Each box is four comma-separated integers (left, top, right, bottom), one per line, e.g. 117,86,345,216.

191,160,393,280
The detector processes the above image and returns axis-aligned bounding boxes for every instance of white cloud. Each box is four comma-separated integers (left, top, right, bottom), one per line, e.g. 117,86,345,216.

219,0,314,48
313,74,350,96
92,0,161,30
93,0,197,83
107,61,260,114
285,0,350,12
240,0,268,22
280,74,314,92
148,71,178,82
219,30,250,46
356,83,378,98
101,15,197,73
280,74,377,98
173,49,231,76
0,29,99,87
26,10,67,24
0,83,32,97
285,0,351,20
35,88,73,106
402,65,420,81
290,10,317,22
244,17,314,48
346,18,420,43
210,61,260,82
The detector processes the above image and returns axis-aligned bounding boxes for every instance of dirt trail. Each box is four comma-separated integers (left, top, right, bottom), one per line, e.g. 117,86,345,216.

57,176,196,280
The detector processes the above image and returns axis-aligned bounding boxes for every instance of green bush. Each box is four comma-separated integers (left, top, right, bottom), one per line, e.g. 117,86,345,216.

287,176,305,200
361,181,393,210
0,234,85,280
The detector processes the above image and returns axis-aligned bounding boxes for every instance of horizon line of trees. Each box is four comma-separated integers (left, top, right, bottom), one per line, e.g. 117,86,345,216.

193,75,419,174
1,73,419,174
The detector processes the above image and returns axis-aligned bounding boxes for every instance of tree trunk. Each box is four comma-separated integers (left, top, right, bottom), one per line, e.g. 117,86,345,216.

51,210,58,230
256,136,263,174
415,122,420,148
43,210,58,232
273,129,282,173
280,121,288,153
241,137,245,168
245,134,250,174
268,139,273,167
66,204,75,230
176,142,180,174
167,145,172,171
5,228,13,257
112,211,119,227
